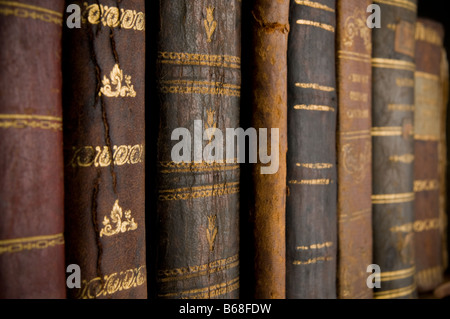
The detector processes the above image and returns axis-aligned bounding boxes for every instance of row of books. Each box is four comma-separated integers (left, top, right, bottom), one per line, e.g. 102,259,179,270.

0,0,449,299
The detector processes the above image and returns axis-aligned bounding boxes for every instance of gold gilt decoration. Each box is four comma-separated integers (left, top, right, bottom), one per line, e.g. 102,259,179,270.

0,233,64,255
99,64,136,98
70,144,144,168
206,215,218,252
100,200,137,238
76,265,146,299
205,108,217,142
341,141,371,184
342,9,371,53
204,6,217,43
0,0,63,25
82,2,145,30
0,114,62,131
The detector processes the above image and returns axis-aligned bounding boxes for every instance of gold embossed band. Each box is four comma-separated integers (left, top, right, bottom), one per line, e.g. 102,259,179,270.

380,266,415,282
70,144,144,168
373,0,417,13
76,265,146,299
159,182,239,201
372,58,416,72
0,233,64,255
374,283,416,299
294,104,335,112
81,2,145,30
372,192,415,204
158,51,241,69
296,19,335,32
157,254,239,283
0,114,62,131
158,276,239,299
159,160,239,174
294,0,335,12
295,82,335,92
0,0,62,25
159,80,241,97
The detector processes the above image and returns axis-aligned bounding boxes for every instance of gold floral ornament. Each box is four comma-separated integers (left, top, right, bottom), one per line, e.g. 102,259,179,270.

204,108,217,142
99,64,136,98
100,200,137,237
206,215,218,252
204,6,217,43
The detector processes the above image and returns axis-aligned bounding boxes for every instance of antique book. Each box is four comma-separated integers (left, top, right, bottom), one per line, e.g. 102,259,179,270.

155,0,241,299
249,0,289,299
336,0,373,299
413,18,445,293
62,0,147,299
286,0,337,299
0,0,66,298
371,0,418,299
439,48,449,274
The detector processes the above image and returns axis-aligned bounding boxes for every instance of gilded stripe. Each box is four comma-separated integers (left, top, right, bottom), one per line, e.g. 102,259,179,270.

294,104,335,112
338,50,371,59
296,242,333,250
158,182,239,201
0,233,64,255
415,71,440,82
296,19,335,32
0,1,62,16
293,256,333,265
380,266,415,282
372,58,415,72
157,254,239,283
160,80,241,90
0,114,62,121
373,0,417,12
414,134,440,142
374,283,416,299
371,126,403,137
158,52,241,69
294,0,335,12
295,82,335,92
289,179,332,185
296,163,333,169
372,192,415,204
158,276,239,299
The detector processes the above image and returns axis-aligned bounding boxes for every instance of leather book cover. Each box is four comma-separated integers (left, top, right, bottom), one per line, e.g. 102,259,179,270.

413,18,445,292
62,0,147,299
371,0,417,299
0,0,66,299
336,0,373,299
286,0,338,299
249,0,289,299
155,0,241,299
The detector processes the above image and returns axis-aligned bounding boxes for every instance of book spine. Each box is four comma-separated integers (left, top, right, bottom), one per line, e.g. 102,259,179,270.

414,18,445,292
155,0,241,299
250,0,289,299
62,0,147,299
371,0,418,299
286,0,338,299
439,48,449,273
0,0,66,299
336,0,373,299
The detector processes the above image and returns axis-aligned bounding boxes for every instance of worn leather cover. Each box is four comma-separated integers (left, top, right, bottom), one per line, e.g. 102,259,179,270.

439,48,449,274
414,18,445,292
155,0,241,299
371,0,417,299
336,0,373,299
0,0,66,299
62,0,147,299
249,0,289,299
286,0,337,299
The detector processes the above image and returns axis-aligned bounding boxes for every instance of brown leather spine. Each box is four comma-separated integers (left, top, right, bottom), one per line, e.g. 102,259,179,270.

62,0,147,299
286,0,338,299
414,18,445,292
250,0,289,299
0,0,66,299
439,48,449,273
371,0,417,299
336,0,373,299
155,0,241,299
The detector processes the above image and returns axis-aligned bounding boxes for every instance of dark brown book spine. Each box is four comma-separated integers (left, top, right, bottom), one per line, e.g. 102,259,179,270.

250,0,289,299
414,18,445,292
62,0,147,299
286,0,337,299
439,48,449,273
0,0,66,299
371,0,417,299
155,0,241,299
336,0,373,299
